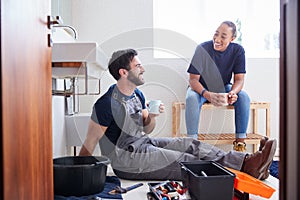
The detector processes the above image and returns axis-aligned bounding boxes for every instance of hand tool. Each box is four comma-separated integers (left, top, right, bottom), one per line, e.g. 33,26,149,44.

108,183,143,195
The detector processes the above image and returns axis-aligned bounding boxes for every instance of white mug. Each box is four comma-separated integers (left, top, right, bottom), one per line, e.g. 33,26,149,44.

219,93,229,106
148,100,162,114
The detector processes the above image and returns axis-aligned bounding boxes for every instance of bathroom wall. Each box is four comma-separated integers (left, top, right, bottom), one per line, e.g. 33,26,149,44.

51,0,280,156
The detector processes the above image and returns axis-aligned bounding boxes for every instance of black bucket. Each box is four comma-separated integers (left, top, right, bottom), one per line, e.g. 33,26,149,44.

53,156,110,197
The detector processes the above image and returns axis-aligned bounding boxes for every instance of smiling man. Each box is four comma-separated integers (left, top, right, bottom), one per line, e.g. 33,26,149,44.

185,21,250,152
79,48,276,181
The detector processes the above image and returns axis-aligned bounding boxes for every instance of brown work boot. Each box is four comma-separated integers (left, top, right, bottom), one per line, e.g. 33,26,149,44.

258,136,273,180
233,141,246,152
241,139,277,180
260,162,272,180
255,137,271,180
259,136,269,151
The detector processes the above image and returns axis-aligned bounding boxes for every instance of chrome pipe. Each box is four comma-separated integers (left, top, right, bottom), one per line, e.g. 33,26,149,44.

53,25,78,40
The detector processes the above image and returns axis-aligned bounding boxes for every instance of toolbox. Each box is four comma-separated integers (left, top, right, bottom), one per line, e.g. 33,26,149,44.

147,181,188,200
180,161,235,200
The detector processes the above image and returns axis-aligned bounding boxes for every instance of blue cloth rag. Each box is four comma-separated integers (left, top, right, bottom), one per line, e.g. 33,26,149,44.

269,160,279,179
54,176,122,200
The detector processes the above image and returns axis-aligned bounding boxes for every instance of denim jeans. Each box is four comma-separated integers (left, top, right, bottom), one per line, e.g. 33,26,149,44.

185,84,250,139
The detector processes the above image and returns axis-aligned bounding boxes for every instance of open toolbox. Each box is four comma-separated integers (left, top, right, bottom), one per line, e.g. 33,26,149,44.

146,161,276,200
147,181,189,200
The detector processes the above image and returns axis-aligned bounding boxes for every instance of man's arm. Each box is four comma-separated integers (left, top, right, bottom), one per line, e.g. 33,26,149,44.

142,109,156,134
142,102,165,134
79,119,107,156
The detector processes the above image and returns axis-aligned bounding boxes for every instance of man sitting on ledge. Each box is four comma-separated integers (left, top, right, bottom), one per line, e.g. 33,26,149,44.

79,48,277,181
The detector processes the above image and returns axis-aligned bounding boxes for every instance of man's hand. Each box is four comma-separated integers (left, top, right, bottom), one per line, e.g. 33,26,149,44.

149,102,165,117
143,102,165,134
146,102,165,117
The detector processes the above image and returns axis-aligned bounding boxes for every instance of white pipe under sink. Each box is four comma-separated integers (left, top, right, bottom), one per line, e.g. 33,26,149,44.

65,113,90,147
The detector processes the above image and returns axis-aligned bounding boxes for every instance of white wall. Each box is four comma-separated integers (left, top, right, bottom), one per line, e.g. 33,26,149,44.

245,58,280,142
51,0,280,156
52,96,67,157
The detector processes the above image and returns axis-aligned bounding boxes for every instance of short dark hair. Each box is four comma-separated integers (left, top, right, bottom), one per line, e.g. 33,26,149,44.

108,49,138,80
222,21,237,38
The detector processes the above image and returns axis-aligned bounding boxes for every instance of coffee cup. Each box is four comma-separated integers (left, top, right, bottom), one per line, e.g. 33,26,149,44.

219,93,229,106
148,100,162,114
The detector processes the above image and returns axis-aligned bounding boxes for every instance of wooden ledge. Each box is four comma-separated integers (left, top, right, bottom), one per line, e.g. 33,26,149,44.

172,101,270,110
172,101,271,152
176,133,263,145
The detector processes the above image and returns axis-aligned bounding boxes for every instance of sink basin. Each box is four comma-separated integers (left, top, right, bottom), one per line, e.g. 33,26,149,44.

52,42,108,78
52,42,108,68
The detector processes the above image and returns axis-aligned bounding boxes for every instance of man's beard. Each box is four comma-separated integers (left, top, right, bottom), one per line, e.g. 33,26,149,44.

127,70,145,86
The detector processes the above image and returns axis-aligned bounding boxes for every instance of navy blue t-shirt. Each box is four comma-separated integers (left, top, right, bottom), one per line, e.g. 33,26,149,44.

187,40,245,92
91,84,146,146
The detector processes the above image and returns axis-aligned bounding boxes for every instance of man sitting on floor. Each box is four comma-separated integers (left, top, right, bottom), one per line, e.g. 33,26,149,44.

79,48,276,181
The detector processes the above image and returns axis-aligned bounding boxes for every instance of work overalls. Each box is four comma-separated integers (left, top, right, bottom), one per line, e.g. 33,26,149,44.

107,87,246,180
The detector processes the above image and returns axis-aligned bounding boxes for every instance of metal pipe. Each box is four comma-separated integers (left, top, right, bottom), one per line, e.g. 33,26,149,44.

53,25,78,40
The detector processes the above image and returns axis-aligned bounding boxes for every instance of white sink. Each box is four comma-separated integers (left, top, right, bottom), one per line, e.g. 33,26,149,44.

52,42,108,78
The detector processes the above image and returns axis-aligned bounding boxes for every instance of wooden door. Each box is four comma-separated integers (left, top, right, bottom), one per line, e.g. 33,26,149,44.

280,0,300,199
1,0,53,199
